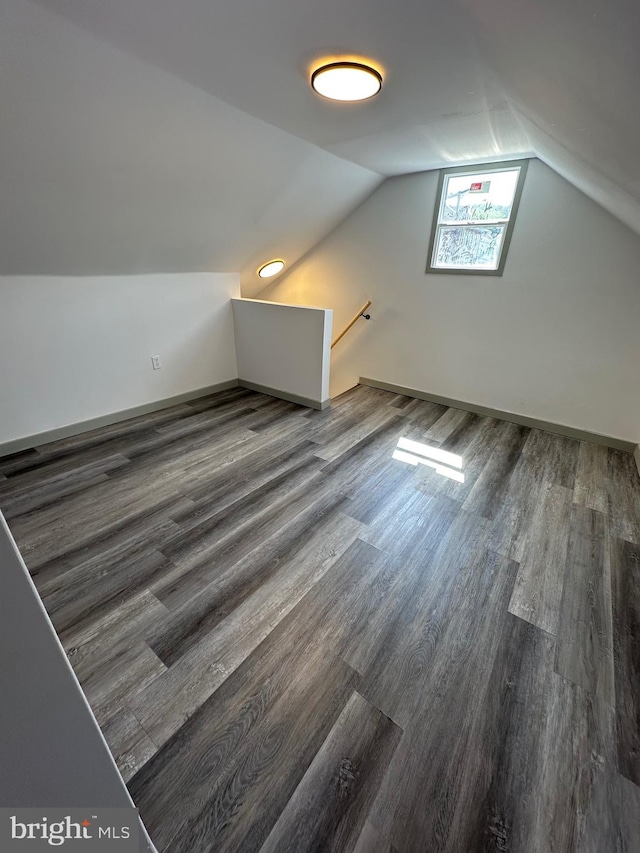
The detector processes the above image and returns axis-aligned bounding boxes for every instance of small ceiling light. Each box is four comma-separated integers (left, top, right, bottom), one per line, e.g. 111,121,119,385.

257,259,285,278
311,61,382,102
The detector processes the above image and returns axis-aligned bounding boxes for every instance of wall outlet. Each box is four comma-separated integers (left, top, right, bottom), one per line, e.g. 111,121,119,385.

151,355,162,370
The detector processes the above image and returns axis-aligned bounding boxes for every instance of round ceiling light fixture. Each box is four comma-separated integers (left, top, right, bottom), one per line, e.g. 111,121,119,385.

311,61,382,102
257,259,285,278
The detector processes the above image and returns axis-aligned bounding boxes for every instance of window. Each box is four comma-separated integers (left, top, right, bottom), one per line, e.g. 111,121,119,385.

426,160,528,275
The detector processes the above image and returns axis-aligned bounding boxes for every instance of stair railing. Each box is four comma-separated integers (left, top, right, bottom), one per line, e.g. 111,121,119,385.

331,301,372,349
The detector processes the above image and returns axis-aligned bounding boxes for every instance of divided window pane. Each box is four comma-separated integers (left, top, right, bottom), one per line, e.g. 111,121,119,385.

433,224,506,270
427,160,528,275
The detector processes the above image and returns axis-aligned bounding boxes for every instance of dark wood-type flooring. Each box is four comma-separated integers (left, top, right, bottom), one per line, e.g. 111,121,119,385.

2,384,640,851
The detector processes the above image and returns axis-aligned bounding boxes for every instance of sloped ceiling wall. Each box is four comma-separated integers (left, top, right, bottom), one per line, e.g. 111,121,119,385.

0,0,380,287
456,0,640,237
3,0,639,294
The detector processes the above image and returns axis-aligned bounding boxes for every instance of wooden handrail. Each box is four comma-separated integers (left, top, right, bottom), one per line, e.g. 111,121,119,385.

331,300,372,349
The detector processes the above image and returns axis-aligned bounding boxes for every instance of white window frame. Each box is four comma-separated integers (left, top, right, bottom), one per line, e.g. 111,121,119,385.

426,159,529,276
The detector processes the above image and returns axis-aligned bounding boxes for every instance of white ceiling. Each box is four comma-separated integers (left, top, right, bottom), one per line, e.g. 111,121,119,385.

27,0,536,174
3,0,639,292
0,0,380,292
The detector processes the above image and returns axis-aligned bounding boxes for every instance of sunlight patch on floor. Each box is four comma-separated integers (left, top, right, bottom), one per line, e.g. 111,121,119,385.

393,437,464,482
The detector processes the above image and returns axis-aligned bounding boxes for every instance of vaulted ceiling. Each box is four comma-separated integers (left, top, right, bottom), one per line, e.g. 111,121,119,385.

2,0,639,295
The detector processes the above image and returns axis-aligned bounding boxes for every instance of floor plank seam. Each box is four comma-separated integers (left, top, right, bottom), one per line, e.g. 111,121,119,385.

123,701,163,754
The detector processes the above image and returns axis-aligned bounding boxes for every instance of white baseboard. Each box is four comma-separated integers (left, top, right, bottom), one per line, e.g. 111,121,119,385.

238,379,329,411
360,377,636,452
0,380,239,457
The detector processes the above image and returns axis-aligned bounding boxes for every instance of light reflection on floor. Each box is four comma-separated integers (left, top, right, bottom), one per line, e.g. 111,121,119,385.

393,437,464,483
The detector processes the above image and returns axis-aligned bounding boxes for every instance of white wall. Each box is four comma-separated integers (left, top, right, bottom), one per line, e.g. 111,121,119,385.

1,0,380,289
260,159,640,443
0,273,239,445
232,298,332,407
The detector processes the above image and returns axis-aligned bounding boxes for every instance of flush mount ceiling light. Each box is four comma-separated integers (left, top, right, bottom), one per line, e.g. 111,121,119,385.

311,61,382,102
257,259,285,278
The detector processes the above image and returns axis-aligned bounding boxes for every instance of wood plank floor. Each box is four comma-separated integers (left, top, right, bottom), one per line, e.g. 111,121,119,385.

2,384,640,852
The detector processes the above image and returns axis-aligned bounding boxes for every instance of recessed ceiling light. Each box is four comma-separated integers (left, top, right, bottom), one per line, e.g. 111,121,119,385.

311,62,382,102
257,259,285,278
